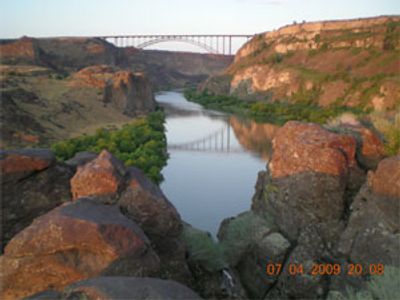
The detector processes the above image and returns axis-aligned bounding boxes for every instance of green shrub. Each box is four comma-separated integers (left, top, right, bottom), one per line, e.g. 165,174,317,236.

51,111,168,184
370,111,400,156
181,225,225,272
220,211,272,266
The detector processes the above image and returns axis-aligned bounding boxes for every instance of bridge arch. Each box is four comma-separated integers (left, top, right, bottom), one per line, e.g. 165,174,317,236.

99,34,253,55
136,37,218,54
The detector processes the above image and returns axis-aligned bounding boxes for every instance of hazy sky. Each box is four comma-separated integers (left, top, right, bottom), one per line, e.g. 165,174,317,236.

1,0,399,52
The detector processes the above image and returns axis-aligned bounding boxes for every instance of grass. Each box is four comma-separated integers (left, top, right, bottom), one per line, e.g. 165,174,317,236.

51,111,168,184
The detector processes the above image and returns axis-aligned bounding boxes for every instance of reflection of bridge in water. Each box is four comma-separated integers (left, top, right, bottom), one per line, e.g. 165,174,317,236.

168,124,245,153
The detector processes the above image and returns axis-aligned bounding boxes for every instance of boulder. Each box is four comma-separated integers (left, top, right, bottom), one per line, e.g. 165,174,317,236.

118,167,182,241
70,150,126,201
217,211,289,299
118,167,188,283
0,199,159,299
269,121,358,178
368,155,400,199
253,121,363,242
65,151,97,170
266,226,330,299
338,156,400,267
331,124,386,170
0,148,55,183
64,277,202,300
1,163,73,251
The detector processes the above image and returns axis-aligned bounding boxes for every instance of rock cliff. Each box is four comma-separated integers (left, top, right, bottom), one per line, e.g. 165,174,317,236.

202,16,400,111
220,121,400,299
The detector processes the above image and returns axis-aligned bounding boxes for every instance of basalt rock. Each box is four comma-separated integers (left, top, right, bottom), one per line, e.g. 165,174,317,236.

254,121,363,242
0,199,160,299
1,149,72,251
118,166,188,283
70,150,126,201
0,148,56,183
104,70,156,117
65,151,97,170
338,156,400,268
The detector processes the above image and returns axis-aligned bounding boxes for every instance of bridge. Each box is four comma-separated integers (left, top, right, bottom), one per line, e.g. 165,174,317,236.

98,34,253,55
168,124,245,153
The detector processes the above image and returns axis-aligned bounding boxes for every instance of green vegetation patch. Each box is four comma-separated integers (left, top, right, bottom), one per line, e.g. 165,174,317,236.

370,111,400,156
185,88,365,125
51,111,168,184
181,225,225,272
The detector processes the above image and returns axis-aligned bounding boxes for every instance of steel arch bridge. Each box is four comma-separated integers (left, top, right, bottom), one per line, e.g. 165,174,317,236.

98,34,253,55
168,124,244,153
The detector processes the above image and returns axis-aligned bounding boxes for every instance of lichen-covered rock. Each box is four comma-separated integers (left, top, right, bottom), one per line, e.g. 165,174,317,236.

70,150,126,201
217,211,289,299
0,199,159,299
266,226,330,299
269,121,357,178
251,121,366,242
338,156,400,267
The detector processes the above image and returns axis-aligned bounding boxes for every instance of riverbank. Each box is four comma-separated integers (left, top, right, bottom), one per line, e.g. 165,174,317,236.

184,88,366,125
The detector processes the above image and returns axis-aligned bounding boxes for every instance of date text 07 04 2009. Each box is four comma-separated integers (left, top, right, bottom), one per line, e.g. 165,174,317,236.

266,263,385,277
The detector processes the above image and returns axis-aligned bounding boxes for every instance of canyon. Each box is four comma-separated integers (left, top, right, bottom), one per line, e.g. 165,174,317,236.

1,15,400,300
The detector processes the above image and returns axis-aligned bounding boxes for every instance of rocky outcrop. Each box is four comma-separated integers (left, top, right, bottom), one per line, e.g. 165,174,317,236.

1,149,72,251
253,121,363,242
0,199,160,299
243,121,399,299
104,70,156,116
338,156,400,267
0,149,194,299
71,65,156,117
202,16,400,110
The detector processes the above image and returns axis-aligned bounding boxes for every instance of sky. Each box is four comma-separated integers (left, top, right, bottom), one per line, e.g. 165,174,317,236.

1,0,399,52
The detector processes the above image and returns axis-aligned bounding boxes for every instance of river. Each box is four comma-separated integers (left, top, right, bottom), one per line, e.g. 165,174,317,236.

157,91,276,238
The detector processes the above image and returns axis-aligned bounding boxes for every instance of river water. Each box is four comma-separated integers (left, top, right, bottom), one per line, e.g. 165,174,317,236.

157,91,275,237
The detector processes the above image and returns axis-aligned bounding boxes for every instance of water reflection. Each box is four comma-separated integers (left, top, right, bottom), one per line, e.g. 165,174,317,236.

157,91,276,237
229,116,278,161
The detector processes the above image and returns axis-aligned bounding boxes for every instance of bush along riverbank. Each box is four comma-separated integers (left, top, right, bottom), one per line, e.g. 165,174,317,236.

51,111,168,184
184,88,366,125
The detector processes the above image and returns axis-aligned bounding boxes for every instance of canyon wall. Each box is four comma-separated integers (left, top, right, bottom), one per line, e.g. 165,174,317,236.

202,16,400,111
